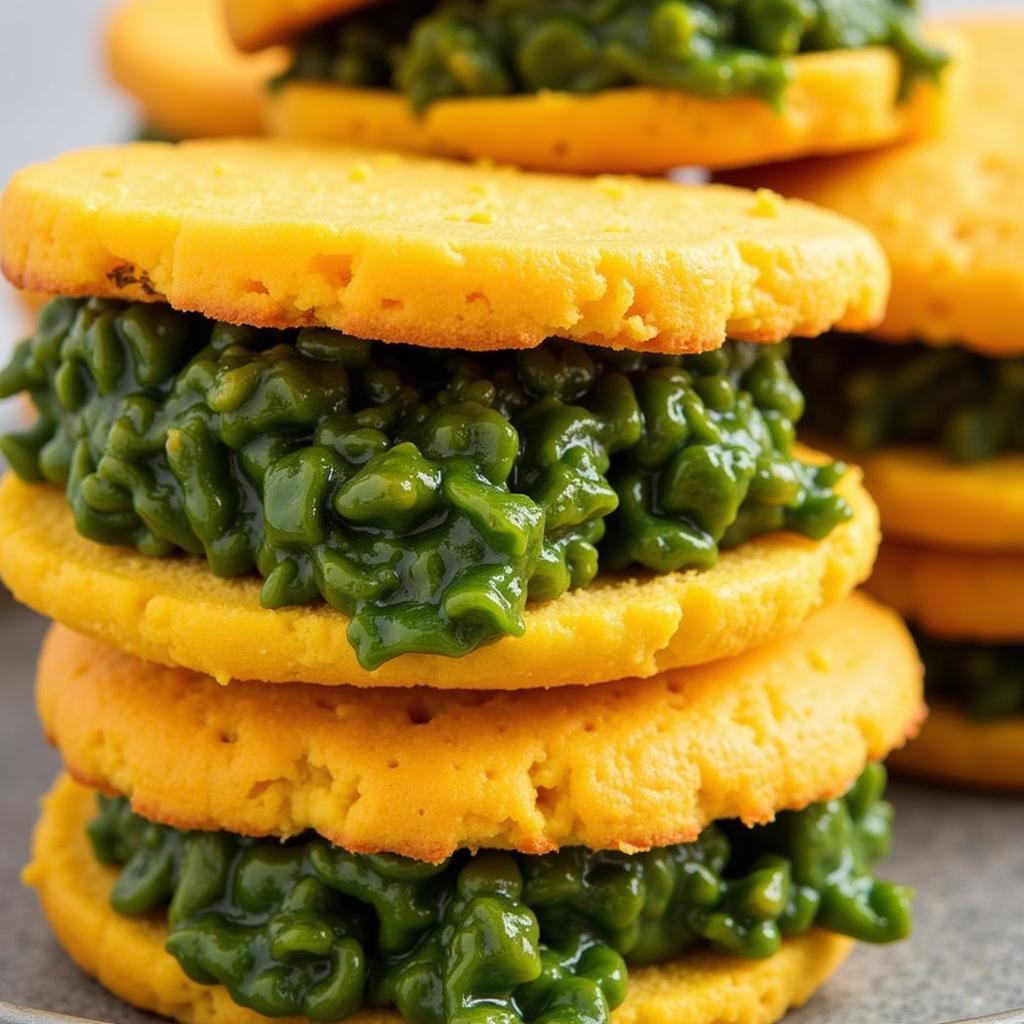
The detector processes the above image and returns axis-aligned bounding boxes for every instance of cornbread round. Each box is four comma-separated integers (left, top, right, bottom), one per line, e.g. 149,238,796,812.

268,42,955,175
725,19,1024,355
868,541,1024,643
845,444,1024,552
0,140,889,354
0,465,878,689
225,0,377,50
106,0,288,138
889,702,1024,791
37,593,922,859
28,776,854,1024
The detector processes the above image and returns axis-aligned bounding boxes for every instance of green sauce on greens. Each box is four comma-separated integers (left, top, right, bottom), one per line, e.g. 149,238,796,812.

791,334,1024,463
282,0,947,111
0,297,849,669
917,633,1024,720
88,765,910,1022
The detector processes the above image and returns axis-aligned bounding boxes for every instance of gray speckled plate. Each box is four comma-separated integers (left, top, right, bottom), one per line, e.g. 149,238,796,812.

2,588,1023,1024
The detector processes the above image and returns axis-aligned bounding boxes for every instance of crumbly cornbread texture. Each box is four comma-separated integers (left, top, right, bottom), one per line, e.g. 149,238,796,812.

37,594,922,860
106,0,287,138
226,0,376,50
814,444,1024,552
28,775,854,1024
0,141,889,353
869,541,1024,643
269,43,955,175
0,466,878,688
727,18,1024,355
889,702,1024,791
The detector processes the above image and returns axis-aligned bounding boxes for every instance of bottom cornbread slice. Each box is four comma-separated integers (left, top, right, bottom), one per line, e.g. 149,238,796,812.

36,593,923,861
29,775,856,1024
889,703,1024,791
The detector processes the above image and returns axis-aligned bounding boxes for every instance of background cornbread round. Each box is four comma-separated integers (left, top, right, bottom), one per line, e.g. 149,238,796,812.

889,703,1024,791
225,0,378,50
0,141,890,353
726,18,1024,355
106,0,288,139
37,593,922,860
269,42,956,175
0,466,878,689
838,446,1024,552
869,541,1024,642
28,775,854,1024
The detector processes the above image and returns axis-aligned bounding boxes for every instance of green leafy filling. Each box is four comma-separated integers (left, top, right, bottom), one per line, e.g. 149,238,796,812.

917,633,1024,720
0,297,849,668
88,765,910,1023
791,334,1024,463
282,0,947,111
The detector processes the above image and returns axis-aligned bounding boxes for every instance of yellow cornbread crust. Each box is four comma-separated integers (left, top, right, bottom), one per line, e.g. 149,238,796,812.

726,19,1024,355
106,0,288,139
869,541,1024,643
28,776,854,1024
0,140,889,354
37,594,923,860
268,43,954,176
226,0,378,50
847,444,1024,553
890,702,1024,791
0,465,878,689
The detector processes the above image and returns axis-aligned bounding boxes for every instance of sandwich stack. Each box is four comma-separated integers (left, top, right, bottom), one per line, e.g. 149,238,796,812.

732,15,1024,791
0,141,924,1024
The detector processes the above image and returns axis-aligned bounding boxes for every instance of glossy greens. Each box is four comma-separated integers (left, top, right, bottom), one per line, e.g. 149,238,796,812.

791,334,1024,463
89,765,910,1023
0,298,849,668
916,633,1024,720
283,0,947,111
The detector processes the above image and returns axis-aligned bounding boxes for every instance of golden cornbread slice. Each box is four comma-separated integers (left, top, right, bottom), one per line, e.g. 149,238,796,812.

37,593,922,860
726,18,1024,355
847,445,1024,552
0,465,878,689
869,541,1024,643
890,703,1024,791
106,0,288,138
0,140,889,354
225,0,376,50
28,775,854,1024
268,43,954,175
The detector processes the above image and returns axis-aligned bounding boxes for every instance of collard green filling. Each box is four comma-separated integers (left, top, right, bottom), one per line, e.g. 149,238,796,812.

791,334,1024,463
88,765,910,1023
0,298,849,669
917,633,1024,720
281,0,947,112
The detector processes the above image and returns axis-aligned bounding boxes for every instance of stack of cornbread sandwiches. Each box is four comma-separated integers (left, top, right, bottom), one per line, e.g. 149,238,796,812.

730,14,1024,792
0,1,968,1023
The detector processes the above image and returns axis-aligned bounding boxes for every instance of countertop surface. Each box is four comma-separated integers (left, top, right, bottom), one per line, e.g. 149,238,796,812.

1,589,1022,1024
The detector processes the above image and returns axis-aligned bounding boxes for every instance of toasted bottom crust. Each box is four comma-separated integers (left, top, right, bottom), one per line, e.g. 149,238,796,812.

847,445,1024,553
889,702,1024,791
0,465,877,689
869,540,1024,642
266,43,954,175
26,775,855,1024
37,593,923,860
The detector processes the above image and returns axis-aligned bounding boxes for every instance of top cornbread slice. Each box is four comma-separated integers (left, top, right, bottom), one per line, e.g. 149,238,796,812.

726,18,1024,356
0,141,888,354
106,0,288,138
225,0,376,50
